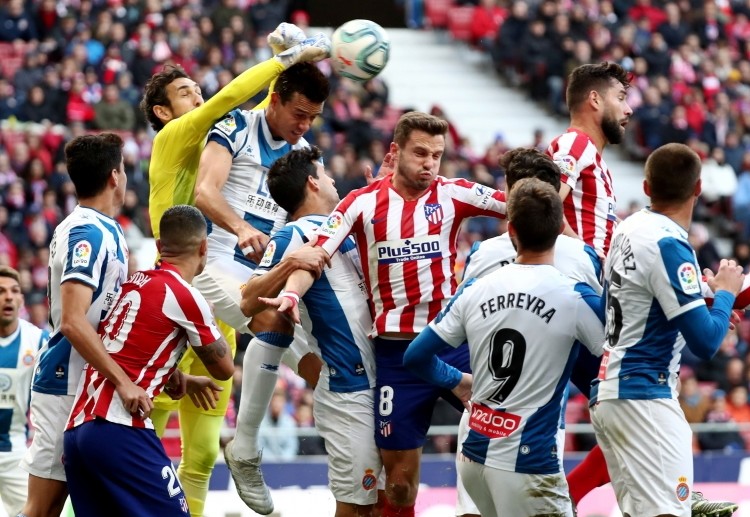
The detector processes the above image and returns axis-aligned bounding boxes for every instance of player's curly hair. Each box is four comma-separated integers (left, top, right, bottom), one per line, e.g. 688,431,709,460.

507,178,563,253
275,63,330,104
500,147,561,192
393,111,449,147
268,146,324,215
645,143,702,204
140,65,191,131
566,62,631,113
65,133,124,198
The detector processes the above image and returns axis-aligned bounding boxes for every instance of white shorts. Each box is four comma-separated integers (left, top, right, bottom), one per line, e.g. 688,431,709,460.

192,259,253,332
590,398,692,517
313,387,382,505
455,410,479,516
457,455,573,517
0,449,28,515
21,392,75,482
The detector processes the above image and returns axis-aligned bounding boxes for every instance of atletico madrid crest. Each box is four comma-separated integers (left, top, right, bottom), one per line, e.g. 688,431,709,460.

424,203,443,224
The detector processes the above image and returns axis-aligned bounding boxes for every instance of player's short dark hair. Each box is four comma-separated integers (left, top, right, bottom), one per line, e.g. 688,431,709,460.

0,266,20,284
140,65,190,131
276,63,330,104
501,148,561,192
268,146,323,214
65,133,124,198
393,111,449,147
645,143,702,204
507,178,562,252
159,205,207,254
566,62,630,113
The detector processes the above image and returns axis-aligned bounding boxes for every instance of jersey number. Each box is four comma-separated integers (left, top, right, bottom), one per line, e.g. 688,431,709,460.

162,465,182,497
487,328,527,405
605,273,624,348
379,385,394,416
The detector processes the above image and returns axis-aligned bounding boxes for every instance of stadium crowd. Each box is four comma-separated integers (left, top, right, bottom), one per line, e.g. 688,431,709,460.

2,0,750,459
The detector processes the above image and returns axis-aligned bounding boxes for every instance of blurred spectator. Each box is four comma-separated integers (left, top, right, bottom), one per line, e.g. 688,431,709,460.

259,382,299,461
695,327,742,384
688,222,722,272
470,0,506,51
698,390,746,452
94,83,136,130
679,370,712,424
0,0,39,42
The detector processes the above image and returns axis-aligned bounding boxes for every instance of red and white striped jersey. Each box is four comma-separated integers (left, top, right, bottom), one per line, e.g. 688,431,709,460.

315,176,506,336
547,128,617,257
66,261,222,430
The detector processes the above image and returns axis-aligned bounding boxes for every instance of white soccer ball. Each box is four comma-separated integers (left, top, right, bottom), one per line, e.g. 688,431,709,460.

330,19,390,82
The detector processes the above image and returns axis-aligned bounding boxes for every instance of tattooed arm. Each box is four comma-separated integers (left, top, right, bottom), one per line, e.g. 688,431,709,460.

191,338,234,380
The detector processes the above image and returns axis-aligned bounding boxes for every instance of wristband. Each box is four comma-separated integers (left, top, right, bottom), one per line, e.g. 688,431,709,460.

280,290,300,307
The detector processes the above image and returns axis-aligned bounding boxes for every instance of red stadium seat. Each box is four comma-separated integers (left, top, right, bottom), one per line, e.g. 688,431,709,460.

424,0,453,29
448,6,475,42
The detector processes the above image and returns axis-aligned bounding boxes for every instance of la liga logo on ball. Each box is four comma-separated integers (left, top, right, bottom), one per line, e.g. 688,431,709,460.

331,19,390,82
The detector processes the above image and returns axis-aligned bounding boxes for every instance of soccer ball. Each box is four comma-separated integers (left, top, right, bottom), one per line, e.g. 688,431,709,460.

330,19,390,82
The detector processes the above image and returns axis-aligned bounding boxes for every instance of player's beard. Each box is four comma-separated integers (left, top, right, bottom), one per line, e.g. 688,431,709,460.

601,112,624,145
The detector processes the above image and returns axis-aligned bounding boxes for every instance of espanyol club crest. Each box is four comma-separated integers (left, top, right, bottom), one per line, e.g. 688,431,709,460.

424,203,443,224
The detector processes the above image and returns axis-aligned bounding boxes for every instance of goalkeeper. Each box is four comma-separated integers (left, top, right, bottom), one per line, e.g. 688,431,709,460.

140,23,328,517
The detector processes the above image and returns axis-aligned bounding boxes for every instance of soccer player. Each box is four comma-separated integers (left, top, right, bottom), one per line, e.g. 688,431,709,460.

20,134,151,517
141,24,329,516
196,60,331,514
0,266,48,517
547,61,632,258
241,146,381,517
63,205,234,517
590,143,744,517
297,111,507,516
456,148,602,517
403,178,605,516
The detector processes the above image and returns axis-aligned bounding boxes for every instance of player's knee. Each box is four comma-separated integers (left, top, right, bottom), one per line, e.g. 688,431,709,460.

384,478,417,506
250,310,294,335
182,440,220,472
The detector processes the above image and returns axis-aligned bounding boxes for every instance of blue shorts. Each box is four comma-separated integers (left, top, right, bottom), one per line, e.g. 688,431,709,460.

64,419,190,517
374,338,470,450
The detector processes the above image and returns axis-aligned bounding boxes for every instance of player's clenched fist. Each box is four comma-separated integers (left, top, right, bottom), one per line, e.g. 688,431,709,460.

705,259,745,297
239,224,270,263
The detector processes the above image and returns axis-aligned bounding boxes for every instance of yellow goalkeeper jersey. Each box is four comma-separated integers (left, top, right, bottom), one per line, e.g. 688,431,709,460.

148,58,284,237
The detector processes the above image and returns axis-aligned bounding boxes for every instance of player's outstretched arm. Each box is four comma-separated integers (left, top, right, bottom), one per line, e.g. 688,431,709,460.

60,281,153,417
256,267,319,323
195,141,269,263
403,327,464,390
241,247,329,317
192,337,234,381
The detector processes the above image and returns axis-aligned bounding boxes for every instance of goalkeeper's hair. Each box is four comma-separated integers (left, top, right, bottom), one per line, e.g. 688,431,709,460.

393,111,449,147
140,65,191,131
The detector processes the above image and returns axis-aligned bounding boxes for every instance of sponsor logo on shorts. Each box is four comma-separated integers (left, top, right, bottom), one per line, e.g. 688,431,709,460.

423,203,443,224
362,469,377,491
0,373,11,391
677,262,700,294
379,420,391,437
675,476,690,501
468,403,521,439
376,236,442,264
179,496,189,513
72,240,92,267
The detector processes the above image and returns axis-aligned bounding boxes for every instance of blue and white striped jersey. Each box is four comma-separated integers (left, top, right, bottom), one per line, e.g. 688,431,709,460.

463,233,603,294
0,320,47,452
33,205,128,396
253,215,375,393
428,264,604,474
206,109,311,267
593,209,707,403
